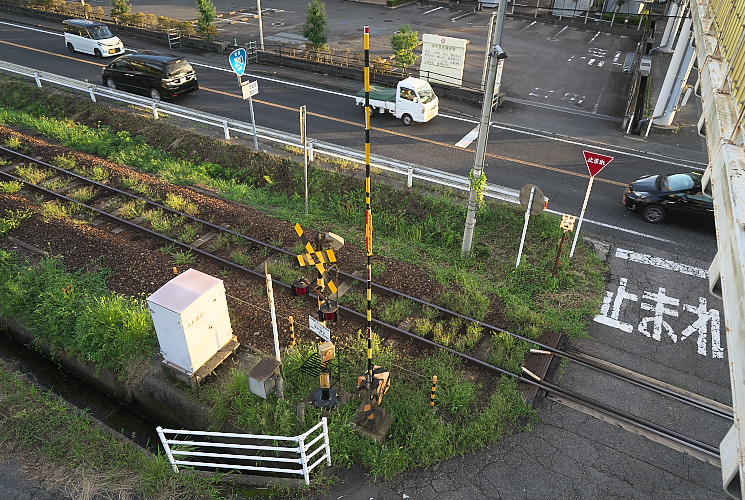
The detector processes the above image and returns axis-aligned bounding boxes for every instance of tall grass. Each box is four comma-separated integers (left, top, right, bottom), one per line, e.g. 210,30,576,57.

0,83,606,345
0,250,156,375
0,359,224,500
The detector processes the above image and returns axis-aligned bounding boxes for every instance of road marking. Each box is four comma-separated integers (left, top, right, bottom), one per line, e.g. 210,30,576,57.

523,21,537,30
442,112,704,170
455,125,480,148
0,31,705,196
614,247,708,278
0,20,61,36
0,39,692,247
542,210,675,242
2,22,705,172
589,31,601,44
423,6,443,13
547,26,568,41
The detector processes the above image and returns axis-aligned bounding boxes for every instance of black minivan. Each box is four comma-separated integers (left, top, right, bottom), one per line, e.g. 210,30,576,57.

101,52,198,101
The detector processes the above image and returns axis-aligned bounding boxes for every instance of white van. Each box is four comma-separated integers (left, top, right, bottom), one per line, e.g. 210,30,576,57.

63,19,124,58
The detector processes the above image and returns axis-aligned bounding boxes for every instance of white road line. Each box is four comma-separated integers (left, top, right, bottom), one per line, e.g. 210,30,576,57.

455,125,480,148
1,20,704,171
542,210,676,243
441,112,705,169
523,21,537,30
549,26,569,40
589,31,601,44
614,247,708,278
423,6,444,14
0,20,61,36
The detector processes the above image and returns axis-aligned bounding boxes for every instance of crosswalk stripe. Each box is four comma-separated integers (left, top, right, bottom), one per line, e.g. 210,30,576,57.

455,125,480,148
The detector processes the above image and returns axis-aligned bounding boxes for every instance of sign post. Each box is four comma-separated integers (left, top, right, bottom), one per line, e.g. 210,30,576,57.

516,184,545,267
229,48,259,151
569,151,614,259
300,105,308,217
264,262,284,398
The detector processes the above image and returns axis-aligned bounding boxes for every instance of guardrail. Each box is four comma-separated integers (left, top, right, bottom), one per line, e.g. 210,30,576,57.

0,59,522,205
156,418,331,485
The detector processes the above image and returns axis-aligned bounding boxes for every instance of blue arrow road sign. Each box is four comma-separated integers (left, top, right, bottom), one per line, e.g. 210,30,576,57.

229,48,247,77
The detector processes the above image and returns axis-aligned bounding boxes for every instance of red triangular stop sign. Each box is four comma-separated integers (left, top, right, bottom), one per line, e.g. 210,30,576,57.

583,150,614,177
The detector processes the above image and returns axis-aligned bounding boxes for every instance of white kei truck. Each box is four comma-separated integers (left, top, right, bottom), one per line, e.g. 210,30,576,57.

355,77,439,125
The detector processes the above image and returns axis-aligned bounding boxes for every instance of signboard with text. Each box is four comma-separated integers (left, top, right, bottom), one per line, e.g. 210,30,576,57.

241,80,259,100
420,34,467,87
583,150,614,177
309,315,331,342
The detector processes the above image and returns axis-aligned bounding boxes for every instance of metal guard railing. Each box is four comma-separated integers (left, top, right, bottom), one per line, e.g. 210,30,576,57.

156,417,331,485
0,60,522,205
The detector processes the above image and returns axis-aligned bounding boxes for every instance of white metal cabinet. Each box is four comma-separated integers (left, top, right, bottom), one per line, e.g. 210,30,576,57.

147,269,233,376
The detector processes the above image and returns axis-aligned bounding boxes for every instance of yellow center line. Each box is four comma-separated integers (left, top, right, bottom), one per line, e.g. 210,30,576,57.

1,39,627,187
204,85,627,187
0,40,107,65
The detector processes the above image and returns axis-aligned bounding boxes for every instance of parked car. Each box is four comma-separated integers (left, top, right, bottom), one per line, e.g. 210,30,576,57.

63,19,124,58
623,171,715,229
101,53,198,101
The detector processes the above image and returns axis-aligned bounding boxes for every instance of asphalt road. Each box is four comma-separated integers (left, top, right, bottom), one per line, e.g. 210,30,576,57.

0,15,716,263
0,6,731,500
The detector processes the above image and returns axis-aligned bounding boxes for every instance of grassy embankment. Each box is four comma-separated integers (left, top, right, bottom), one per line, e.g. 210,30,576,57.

0,77,606,493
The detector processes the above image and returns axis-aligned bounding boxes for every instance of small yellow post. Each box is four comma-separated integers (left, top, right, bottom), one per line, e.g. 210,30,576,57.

289,316,296,346
430,375,438,408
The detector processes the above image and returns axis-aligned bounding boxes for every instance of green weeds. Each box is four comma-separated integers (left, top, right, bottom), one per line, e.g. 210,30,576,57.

0,180,22,193
0,359,222,500
15,163,53,184
0,209,31,236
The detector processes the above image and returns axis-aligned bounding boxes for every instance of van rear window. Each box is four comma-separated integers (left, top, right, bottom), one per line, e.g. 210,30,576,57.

166,59,193,76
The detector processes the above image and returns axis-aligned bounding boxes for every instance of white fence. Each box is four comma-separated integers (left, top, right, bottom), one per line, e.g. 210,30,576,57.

156,418,331,485
0,59,523,205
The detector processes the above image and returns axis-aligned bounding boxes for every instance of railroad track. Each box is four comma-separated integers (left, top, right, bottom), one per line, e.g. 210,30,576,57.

0,144,728,464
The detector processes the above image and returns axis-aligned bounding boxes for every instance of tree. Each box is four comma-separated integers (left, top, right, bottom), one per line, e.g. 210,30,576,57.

110,0,131,22
391,24,419,69
302,0,328,51
196,0,218,39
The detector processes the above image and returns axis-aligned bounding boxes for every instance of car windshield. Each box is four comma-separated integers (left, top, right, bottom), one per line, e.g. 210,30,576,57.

166,60,193,77
660,173,695,191
416,84,436,104
89,25,114,40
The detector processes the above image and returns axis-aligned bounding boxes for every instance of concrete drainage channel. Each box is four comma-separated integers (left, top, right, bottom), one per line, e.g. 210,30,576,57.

0,327,160,450
0,319,306,489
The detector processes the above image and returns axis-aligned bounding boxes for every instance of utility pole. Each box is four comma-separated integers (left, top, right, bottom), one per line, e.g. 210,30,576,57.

462,15,507,257
257,0,265,51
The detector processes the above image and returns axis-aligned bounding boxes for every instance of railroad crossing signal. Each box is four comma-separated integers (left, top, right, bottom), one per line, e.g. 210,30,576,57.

295,223,338,294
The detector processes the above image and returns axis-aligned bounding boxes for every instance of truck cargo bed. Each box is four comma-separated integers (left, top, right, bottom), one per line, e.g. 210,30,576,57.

355,85,396,102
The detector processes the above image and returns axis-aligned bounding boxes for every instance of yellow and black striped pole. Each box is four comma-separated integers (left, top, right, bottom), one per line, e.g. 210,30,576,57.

430,375,438,408
363,25,374,393
289,316,296,346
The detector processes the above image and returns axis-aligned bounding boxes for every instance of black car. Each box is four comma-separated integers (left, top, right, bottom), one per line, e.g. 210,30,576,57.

623,172,715,229
101,53,198,101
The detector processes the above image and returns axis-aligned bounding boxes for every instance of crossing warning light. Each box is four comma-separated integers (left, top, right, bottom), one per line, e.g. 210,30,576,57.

292,278,309,296
319,300,338,322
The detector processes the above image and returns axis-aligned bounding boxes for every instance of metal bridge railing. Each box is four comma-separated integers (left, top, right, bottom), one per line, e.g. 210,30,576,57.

0,59,522,206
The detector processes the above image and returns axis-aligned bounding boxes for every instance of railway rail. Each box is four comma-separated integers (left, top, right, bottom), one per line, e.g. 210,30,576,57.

0,144,728,465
